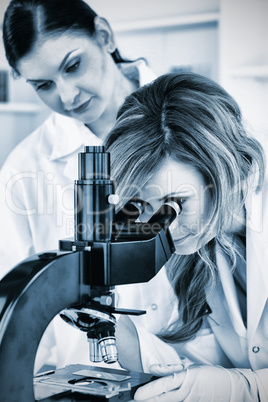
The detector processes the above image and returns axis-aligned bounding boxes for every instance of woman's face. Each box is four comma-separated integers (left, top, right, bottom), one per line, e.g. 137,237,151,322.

135,157,214,255
17,31,118,126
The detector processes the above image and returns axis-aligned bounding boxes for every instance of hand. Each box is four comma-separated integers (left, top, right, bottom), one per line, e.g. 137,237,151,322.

149,363,185,377
133,364,234,401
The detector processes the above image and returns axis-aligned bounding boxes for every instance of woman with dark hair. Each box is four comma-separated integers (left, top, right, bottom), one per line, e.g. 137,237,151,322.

0,0,155,371
0,0,155,274
105,72,268,400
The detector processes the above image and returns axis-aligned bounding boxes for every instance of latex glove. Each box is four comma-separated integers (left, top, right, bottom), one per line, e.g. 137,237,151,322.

149,363,185,376
133,364,257,401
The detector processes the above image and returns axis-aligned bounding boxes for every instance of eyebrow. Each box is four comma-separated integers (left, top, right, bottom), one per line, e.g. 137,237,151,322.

58,49,78,71
26,78,45,84
159,191,193,201
132,191,193,203
26,49,79,83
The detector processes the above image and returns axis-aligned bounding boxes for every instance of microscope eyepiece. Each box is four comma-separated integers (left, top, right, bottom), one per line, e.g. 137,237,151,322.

115,200,145,223
79,146,109,180
148,199,182,228
114,198,181,240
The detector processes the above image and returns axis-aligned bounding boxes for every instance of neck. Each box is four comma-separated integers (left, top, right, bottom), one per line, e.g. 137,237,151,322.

86,69,138,139
86,116,116,140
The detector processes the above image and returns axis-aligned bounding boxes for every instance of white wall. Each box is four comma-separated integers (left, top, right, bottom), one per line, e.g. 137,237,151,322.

114,23,218,80
86,0,219,23
219,0,268,141
88,0,219,80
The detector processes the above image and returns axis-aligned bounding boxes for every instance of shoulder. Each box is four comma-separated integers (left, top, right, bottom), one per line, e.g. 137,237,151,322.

119,59,157,87
136,60,157,86
0,113,72,179
256,136,268,188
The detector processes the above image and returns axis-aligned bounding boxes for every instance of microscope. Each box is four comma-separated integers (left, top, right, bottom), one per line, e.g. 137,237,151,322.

0,146,178,401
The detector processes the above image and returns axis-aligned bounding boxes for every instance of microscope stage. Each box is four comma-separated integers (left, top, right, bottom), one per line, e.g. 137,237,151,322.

34,364,154,401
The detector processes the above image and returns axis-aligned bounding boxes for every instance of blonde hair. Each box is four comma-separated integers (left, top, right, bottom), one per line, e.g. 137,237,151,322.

105,73,265,341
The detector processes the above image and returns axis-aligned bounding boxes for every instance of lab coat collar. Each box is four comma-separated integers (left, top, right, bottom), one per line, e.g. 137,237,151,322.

214,247,247,339
43,113,101,181
48,113,101,162
245,180,268,343
205,176,268,356
118,59,157,87
206,275,249,366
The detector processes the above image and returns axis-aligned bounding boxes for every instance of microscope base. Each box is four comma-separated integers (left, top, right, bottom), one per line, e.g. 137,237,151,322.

34,364,154,401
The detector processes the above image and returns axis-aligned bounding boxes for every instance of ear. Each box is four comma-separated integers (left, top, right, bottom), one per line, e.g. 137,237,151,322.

94,16,117,54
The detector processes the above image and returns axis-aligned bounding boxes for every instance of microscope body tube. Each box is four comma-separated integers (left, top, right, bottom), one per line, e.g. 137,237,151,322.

75,146,115,242
73,146,119,364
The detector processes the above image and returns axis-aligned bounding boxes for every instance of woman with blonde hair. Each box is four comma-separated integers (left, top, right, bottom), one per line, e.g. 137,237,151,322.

106,72,268,400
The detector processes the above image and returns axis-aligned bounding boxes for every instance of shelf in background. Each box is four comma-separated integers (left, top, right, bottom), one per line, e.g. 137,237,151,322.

0,102,44,113
230,65,268,79
113,11,220,33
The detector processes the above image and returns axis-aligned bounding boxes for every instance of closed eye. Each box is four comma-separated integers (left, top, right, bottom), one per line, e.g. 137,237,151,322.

65,59,80,73
35,81,54,91
165,196,188,208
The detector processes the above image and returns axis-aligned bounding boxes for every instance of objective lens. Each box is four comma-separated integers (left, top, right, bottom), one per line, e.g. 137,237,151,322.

99,336,118,364
87,337,102,363
87,319,118,364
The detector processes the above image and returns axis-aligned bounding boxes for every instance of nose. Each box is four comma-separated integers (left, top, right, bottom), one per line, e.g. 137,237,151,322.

57,80,80,109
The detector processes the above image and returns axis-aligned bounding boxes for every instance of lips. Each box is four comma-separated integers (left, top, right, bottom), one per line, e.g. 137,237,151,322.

69,98,92,114
173,234,191,245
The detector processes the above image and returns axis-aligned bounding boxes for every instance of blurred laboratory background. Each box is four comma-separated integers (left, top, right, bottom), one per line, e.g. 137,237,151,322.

0,0,267,167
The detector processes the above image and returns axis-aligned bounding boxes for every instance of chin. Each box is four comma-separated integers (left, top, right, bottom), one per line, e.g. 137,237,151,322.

174,239,200,255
